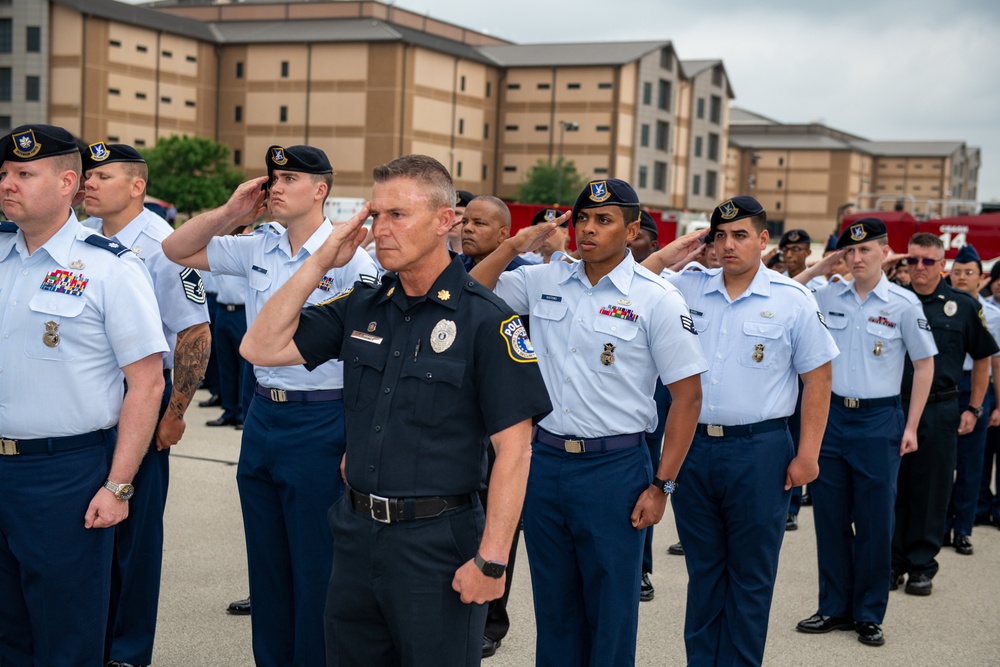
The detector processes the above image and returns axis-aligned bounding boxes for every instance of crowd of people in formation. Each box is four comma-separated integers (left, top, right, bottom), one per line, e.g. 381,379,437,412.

1,122,999,667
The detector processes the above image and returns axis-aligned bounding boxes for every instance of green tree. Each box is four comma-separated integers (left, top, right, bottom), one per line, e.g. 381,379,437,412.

517,158,585,206
140,135,244,218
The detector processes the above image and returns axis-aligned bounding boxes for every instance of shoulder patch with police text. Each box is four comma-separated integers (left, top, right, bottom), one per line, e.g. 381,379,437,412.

180,267,206,304
500,315,536,363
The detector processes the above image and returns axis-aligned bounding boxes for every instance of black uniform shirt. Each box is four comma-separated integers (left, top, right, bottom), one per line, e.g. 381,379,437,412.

294,256,552,497
902,280,999,394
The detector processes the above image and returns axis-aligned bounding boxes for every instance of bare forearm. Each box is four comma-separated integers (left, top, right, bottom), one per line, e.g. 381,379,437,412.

656,376,701,480
479,420,532,563
906,357,934,432
797,364,832,461
167,322,211,420
111,367,164,482
162,207,235,264
469,239,520,290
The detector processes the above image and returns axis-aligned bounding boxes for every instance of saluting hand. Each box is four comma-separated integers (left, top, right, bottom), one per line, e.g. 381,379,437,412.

508,215,567,253
452,559,505,605
314,203,371,272
630,486,668,530
84,488,129,529
222,177,269,229
657,229,709,266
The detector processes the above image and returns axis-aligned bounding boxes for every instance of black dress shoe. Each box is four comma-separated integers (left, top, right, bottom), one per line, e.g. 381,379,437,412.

640,572,654,602
667,541,684,556
107,662,148,667
954,534,973,555
234,421,244,431
795,614,854,634
786,513,798,531
856,621,885,646
889,571,904,591
800,490,812,506
904,573,932,596
227,597,251,615
207,416,240,427
199,394,221,408
974,514,991,526
482,636,500,658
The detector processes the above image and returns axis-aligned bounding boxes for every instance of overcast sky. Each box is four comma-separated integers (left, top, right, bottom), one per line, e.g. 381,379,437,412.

131,0,1000,204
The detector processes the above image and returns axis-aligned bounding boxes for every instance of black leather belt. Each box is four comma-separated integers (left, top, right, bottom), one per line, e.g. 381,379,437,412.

534,427,644,454
0,429,112,456
255,383,343,403
832,393,901,409
220,304,245,312
696,417,787,438
902,388,959,404
348,486,473,524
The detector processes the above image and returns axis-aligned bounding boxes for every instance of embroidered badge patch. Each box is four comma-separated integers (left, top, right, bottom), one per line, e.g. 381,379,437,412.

680,315,697,335
40,269,88,296
918,318,931,331
180,267,206,304
12,129,41,159
500,316,536,363
719,199,738,220
270,147,288,166
589,181,611,203
598,305,638,322
850,224,867,242
88,142,110,162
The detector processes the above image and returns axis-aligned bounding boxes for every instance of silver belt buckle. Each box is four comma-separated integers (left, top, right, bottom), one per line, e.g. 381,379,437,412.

0,438,19,455
270,388,288,402
706,425,725,437
369,494,391,523
844,397,860,409
564,439,585,454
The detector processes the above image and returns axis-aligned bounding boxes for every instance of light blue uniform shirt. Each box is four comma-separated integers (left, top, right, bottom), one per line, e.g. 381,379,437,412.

201,269,217,294
667,263,839,425
815,275,937,398
496,251,708,437
962,296,1000,372
207,218,378,391
214,272,246,307
0,213,168,438
85,208,209,369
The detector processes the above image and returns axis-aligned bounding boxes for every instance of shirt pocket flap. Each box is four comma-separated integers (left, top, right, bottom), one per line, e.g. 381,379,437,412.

400,355,466,387
866,320,901,339
531,300,568,321
248,270,272,292
824,314,848,330
593,315,640,341
345,340,388,372
743,321,784,339
29,291,88,318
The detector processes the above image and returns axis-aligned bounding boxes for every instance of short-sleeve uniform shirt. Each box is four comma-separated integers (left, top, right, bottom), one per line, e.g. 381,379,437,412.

962,296,1000,372
294,256,553,497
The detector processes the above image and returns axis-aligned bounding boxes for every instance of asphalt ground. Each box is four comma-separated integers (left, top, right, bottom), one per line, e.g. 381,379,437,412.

152,391,1000,665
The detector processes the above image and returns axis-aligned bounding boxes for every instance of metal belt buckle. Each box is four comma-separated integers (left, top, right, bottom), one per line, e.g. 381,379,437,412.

368,494,391,523
844,397,860,409
564,439,585,454
706,425,725,437
0,438,19,455
270,388,288,402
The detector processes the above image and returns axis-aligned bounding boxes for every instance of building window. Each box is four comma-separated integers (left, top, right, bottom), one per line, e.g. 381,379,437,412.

503,165,517,172
640,124,650,147
26,26,41,53
0,116,10,132
660,47,672,70
707,133,719,161
692,174,701,195
279,106,288,123
655,121,669,151
486,81,491,97
653,161,667,192
505,124,518,131
537,82,550,90
777,179,783,188
778,157,784,167
638,165,648,189
775,200,782,211
233,149,241,166
460,75,465,92
657,79,671,111
696,97,705,119
0,20,11,53
706,170,718,198
234,106,242,123
482,164,488,180
456,161,463,178
162,50,172,58
642,82,652,105
694,136,702,158
137,44,148,53
535,125,549,131
712,66,723,87
458,118,464,135
186,55,197,63
134,138,146,147
107,135,120,142
507,83,520,90
596,125,610,132
135,92,147,100
108,39,121,48
598,82,613,89
0,69,10,101
108,87,121,96
567,83,581,89
280,61,289,78
25,76,40,102
484,124,489,139
594,167,608,174
709,95,722,123
235,62,244,78
185,100,196,108
160,96,171,104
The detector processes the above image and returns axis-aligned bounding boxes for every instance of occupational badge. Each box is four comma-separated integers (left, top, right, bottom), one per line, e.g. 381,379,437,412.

600,343,616,366
69,260,85,270
873,340,883,357
430,319,457,353
437,290,451,301
752,344,765,363
618,298,632,306
43,321,60,348
760,311,774,318
944,300,957,317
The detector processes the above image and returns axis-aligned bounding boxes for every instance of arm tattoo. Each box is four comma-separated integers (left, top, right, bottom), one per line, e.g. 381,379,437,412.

168,322,211,418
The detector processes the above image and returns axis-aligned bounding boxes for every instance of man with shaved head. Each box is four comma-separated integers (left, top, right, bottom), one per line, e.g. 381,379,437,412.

461,195,529,273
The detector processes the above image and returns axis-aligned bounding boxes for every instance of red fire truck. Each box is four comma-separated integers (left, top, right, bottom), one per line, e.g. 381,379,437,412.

840,208,1000,262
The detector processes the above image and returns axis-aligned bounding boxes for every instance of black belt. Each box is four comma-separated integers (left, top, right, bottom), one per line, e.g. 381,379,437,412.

696,417,788,438
255,383,343,403
0,429,112,456
534,427,644,454
348,486,473,524
902,388,959,404
832,393,901,409
220,303,245,312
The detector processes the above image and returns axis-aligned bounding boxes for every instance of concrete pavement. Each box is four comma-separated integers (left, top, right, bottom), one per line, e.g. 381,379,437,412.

152,392,1000,665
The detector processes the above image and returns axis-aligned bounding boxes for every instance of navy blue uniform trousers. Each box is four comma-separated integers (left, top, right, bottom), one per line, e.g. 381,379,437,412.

203,290,220,395
106,374,172,664
214,305,249,423
948,378,993,537
979,420,1000,523
238,394,345,667
0,431,116,667
523,440,651,667
672,427,793,667
811,401,904,623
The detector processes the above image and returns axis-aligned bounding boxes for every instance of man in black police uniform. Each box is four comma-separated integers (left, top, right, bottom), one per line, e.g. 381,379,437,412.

892,232,998,595
240,154,552,666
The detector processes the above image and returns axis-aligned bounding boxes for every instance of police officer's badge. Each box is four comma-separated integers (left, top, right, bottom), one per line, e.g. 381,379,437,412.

431,319,457,353
180,267,207,304
499,316,536,363
12,129,41,159
753,343,765,363
43,321,60,348
600,343,616,366
589,181,611,203
89,142,111,162
850,224,867,242
270,146,288,166
719,199,738,220
944,300,957,317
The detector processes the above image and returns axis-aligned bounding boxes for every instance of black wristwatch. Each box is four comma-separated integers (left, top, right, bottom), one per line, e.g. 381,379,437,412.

652,477,677,495
474,552,507,579
967,404,985,420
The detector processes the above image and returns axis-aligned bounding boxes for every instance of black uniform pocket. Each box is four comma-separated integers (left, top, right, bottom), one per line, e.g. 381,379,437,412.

399,355,467,427
344,341,389,412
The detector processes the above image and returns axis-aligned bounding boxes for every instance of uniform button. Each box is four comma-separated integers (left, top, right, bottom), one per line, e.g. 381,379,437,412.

712,379,718,385
384,387,390,394
425,372,432,378
571,348,576,353
10,300,16,306
721,329,727,334
468,281,475,287
374,426,381,432
405,316,411,322
587,291,592,296
368,465,375,472
393,351,400,357
2,334,7,340
565,377,571,382
21,270,28,275
577,318,582,323
709,406,715,411
758,327,765,333
565,408,571,414
353,356,359,362
611,325,617,331
716,353,723,359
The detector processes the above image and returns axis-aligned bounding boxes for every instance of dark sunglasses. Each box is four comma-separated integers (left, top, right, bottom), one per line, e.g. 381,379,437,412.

904,257,940,266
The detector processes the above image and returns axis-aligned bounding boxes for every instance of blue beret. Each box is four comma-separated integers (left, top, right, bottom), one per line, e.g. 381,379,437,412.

638,210,658,240
779,229,810,247
836,217,887,249
709,196,765,235
455,190,475,208
266,145,332,176
954,244,981,264
531,207,568,227
82,142,144,173
571,179,640,224
824,233,839,253
3,124,80,163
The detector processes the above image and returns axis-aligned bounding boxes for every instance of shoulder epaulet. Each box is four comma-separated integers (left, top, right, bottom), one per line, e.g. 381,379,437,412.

84,233,132,257
0,221,17,233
